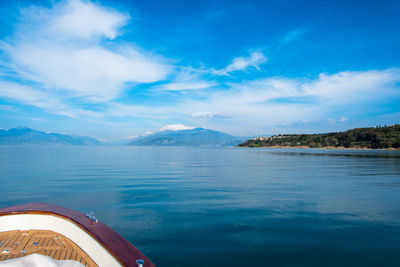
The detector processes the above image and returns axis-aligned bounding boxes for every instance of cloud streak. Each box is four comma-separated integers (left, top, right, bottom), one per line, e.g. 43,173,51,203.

0,81,99,118
213,51,268,75
192,112,230,118
155,69,217,91
280,27,310,45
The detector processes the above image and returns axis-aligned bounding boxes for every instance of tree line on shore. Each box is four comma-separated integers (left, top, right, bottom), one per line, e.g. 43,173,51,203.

239,124,400,149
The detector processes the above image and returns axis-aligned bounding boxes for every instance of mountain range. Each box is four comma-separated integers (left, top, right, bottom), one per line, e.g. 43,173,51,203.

126,125,246,146
0,125,247,146
0,126,101,145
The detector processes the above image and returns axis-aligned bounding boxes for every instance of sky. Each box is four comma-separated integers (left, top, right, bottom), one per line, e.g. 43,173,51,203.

0,0,399,140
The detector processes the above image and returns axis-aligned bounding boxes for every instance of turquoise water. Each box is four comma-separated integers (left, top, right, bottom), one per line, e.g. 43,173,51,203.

1,146,400,266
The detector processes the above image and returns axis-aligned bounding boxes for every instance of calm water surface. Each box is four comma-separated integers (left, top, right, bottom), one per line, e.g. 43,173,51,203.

1,146,400,266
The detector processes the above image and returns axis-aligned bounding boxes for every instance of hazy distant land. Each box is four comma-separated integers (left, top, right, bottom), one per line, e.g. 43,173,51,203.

0,126,101,145
238,125,400,150
2,124,400,149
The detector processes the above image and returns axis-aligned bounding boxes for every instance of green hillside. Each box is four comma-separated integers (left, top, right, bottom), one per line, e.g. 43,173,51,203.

239,125,400,149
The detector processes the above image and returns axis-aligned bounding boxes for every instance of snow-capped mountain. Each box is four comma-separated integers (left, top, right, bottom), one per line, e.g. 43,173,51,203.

126,125,245,146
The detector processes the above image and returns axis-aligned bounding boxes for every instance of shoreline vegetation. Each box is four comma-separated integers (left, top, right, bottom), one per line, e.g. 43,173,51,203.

238,124,400,150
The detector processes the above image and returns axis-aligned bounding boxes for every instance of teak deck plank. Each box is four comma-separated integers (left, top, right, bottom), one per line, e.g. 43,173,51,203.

49,248,57,259
0,230,97,266
70,250,76,261
60,249,67,260
53,248,62,260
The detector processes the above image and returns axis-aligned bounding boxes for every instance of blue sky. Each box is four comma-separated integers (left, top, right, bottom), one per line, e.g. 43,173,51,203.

0,0,399,140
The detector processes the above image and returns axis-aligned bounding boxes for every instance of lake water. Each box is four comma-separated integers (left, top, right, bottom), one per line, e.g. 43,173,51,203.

1,146,400,266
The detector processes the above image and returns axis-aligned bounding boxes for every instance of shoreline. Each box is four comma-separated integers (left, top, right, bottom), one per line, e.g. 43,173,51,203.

237,145,400,151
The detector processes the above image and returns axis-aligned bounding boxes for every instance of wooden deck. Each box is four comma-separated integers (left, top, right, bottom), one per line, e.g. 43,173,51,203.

0,203,155,267
0,229,97,266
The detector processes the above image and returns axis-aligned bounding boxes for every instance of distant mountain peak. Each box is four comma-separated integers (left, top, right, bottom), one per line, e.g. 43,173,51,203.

127,126,246,146
159,124,195,131
15,126,30,129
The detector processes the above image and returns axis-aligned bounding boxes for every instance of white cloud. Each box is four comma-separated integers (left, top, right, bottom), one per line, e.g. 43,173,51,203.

110,68,400,134
159,124,194,131
2,0,171,102
280,27,310,45
5,44,170,101
0,81,105,118
0,81,75,117
160,81,216,91
214,51,268,75
155,69,217,91
43,67,397,136
49,0,128,39
0,82,48,105
0,82,68,112
0,104,16,112
144,131,155,135
303,69,400,103
209,68,400,113
105,69,400,124
192,112,230,118
226,51,267,72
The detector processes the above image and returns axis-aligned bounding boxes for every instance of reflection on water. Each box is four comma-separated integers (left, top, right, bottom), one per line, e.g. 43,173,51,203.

0,146,400,266
257,149,400,159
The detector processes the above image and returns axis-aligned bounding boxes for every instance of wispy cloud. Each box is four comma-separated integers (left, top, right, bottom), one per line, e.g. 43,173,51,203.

192,112,230,118
159,81,216,91
155,69,217,91
280,26,310,45
213,51,268,75
0,81,97,118
159,124,194,131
